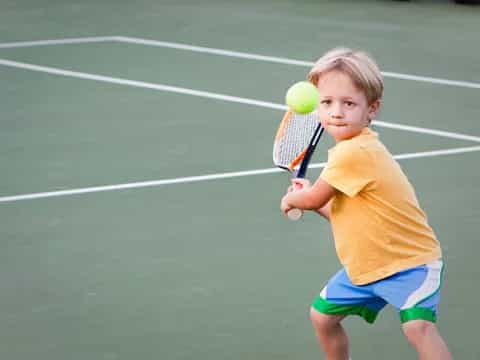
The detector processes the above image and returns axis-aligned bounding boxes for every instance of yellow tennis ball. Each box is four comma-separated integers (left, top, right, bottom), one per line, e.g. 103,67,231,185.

285,81,319,114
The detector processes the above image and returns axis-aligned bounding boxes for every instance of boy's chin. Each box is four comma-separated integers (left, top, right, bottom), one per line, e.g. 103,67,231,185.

329,128,362,142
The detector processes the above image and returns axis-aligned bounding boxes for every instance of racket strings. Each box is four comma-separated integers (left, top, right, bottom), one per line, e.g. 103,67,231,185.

273,112,319,170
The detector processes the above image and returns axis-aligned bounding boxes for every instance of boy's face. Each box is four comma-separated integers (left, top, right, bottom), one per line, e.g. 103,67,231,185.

316,70,380,143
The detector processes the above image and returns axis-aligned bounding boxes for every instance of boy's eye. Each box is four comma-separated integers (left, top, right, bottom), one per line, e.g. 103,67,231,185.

321,100,331,105
345,101,355,107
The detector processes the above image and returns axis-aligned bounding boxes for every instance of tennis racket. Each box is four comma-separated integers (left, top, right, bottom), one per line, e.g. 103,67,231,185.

273,109,325,220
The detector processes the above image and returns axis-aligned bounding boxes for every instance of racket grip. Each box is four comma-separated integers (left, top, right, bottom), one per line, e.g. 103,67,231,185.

287,208,304,221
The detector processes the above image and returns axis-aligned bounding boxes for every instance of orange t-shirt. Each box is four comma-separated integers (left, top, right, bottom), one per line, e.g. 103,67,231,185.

320,128,442,285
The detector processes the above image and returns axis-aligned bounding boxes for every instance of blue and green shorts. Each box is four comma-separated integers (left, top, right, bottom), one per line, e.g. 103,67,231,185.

312,260,444,324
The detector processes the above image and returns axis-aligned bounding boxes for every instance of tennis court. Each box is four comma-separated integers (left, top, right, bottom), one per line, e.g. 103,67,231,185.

1,1,479,359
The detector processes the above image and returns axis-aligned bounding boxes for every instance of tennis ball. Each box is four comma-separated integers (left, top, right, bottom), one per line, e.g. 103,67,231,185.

285,81,319,114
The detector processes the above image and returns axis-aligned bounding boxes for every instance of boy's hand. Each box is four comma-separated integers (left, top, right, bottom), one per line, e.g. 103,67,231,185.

287,178,311,193
280,195,293,215
281,178,312,218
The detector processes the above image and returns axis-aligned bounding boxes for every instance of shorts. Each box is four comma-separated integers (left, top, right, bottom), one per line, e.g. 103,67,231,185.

312,260,444,324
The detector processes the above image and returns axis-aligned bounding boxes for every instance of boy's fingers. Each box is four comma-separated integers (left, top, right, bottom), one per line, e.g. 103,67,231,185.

291,180,304,188
288,185,298,192
291,179,310,189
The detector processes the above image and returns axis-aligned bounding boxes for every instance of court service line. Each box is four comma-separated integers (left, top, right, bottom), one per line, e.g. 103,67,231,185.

0,58,286,110
1,145,480,203
1,58,479,144
371,120,480,143
115,36,480,90
0,36,479,90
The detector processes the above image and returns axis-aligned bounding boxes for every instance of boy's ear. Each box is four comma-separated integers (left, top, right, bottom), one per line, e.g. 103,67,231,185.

368,100,381,120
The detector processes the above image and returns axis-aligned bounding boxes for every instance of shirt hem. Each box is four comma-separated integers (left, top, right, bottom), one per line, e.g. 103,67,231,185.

347,250,443,285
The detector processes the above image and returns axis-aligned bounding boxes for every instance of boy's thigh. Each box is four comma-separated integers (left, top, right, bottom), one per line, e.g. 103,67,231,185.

310,307,346,329
373,260,444,324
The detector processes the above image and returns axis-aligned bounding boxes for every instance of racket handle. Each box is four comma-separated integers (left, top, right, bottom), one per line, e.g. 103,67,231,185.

286,181,304,220
287,208,304,221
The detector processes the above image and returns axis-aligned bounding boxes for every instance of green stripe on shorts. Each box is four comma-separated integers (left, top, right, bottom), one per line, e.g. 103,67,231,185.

399,307,437,323
312,295,379,324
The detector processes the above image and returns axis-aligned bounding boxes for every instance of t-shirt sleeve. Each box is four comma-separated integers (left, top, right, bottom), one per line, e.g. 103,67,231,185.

320,143,374,197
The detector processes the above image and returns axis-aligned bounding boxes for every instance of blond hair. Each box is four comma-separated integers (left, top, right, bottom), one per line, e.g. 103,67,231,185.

308,47,383,105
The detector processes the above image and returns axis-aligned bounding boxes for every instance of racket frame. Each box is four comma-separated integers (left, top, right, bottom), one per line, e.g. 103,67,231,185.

286,122,324,220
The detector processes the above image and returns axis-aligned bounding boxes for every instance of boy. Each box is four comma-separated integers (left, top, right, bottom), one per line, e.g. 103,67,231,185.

280,48,452,360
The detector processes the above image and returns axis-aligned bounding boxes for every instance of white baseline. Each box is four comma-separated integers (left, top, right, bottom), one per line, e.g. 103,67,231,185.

0,36,479,90
116,36,480,90
0,36,118,49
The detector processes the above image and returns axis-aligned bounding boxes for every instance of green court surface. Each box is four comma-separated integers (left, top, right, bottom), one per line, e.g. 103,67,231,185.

1,1,479,359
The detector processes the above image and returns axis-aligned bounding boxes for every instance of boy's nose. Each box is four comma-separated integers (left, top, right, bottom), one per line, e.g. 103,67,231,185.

330,104,344,118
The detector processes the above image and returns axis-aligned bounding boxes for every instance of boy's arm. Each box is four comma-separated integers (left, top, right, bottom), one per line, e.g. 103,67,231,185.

314,198,333,221
281,177,336,216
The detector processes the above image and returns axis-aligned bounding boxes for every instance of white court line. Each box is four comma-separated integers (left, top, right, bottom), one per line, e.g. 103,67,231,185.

0,36,479,90
114,36,314,67
372,120,480,143
1,58,479,143
0,58,285,110
116,36,480,90
1,145,480,203
0,36,118,49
